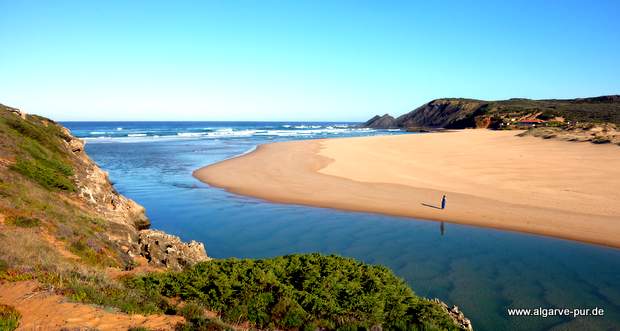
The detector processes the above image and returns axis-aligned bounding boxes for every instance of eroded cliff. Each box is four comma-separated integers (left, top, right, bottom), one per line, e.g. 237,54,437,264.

0,103,208,271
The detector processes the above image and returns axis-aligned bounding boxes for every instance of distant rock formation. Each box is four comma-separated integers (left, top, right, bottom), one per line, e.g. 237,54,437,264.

363,114,398,129
396,99,489,129
362,95,620,130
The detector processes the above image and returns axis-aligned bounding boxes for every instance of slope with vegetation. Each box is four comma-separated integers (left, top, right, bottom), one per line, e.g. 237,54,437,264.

0,103,469,330
364,95,620,131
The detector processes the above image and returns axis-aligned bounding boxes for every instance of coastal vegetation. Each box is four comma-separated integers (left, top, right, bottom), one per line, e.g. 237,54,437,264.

127,254,459,330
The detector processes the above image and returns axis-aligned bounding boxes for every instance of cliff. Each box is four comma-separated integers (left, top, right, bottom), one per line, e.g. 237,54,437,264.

363,95,620,130
0,103,208,270
396,99,489,129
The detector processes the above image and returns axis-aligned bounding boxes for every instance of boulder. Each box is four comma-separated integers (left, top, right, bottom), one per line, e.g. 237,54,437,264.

138,230,210,271
432,298,473,331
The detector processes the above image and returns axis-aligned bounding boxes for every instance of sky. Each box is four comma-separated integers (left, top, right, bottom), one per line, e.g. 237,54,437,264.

1,1,619,121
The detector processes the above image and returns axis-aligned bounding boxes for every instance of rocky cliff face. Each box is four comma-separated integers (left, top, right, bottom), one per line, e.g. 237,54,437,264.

396,99,489,129
0,104,208,270
58,126,150,245
58,119,210,270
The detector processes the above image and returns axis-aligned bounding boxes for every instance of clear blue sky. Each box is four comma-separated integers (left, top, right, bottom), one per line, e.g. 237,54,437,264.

1,1,619,121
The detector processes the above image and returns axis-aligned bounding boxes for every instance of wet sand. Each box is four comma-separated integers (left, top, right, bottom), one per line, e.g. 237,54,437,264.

194,130,620,248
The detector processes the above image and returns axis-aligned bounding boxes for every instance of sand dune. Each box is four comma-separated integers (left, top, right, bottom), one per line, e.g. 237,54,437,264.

194,130,620,248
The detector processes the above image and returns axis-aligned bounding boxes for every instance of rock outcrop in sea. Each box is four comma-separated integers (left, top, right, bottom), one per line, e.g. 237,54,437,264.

363,114,398,129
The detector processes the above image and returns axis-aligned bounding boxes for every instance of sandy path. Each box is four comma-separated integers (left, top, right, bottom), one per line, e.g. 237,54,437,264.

0,281,183,330
194,130,620,248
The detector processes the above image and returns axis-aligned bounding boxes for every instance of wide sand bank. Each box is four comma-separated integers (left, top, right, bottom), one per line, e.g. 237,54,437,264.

194,130,620,248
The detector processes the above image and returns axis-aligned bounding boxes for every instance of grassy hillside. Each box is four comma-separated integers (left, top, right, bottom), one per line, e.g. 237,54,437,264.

365,95,620,129
0,104,133,271
0,104,150,328
0,104,467,330
479,96,620,126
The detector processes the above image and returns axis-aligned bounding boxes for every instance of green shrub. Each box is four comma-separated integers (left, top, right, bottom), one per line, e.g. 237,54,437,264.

127,254,459,330
179,302,205,321
0,304,21,331
6,216,41,228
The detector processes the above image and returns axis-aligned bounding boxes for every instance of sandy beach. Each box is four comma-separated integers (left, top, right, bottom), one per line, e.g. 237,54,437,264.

194,130,620,248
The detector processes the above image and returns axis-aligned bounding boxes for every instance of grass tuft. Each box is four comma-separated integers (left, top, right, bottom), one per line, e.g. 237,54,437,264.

175,303,234,331
6,216,41,228
0,304,21,331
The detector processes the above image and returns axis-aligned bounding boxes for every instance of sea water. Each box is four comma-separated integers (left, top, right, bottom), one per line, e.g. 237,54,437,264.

64,121,620,331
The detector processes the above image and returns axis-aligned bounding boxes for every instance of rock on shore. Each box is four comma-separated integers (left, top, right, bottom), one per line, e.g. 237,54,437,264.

137,230,210,270
432,299,473,331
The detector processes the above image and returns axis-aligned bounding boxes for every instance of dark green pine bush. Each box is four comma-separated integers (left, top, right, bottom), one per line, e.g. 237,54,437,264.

127,253,459,330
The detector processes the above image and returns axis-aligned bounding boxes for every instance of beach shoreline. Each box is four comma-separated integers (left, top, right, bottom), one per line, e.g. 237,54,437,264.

193,130,620,248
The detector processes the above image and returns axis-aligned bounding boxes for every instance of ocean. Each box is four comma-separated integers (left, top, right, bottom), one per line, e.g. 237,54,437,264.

63,121,620,331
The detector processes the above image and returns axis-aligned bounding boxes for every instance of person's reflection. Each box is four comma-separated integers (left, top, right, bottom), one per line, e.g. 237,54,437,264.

440,221,445,236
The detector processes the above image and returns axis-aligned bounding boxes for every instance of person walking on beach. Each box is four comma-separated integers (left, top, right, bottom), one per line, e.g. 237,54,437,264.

441,194,447,210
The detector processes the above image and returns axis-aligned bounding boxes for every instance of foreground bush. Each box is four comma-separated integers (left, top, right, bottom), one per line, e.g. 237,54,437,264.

128,253,459,330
